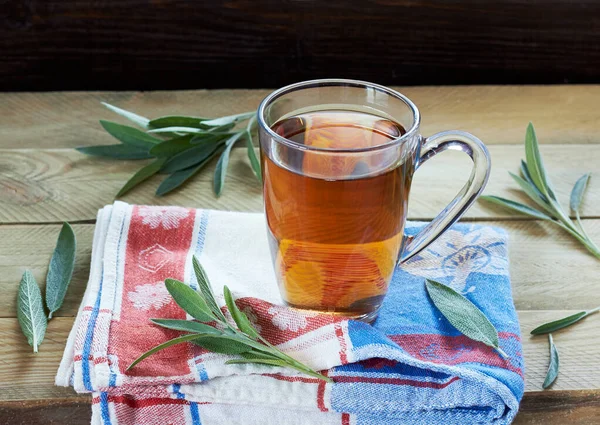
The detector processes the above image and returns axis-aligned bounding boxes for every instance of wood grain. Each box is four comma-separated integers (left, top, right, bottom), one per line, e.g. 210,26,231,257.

1,312,598,399
2,392,599,425
3,1,600,91
516,391,600,425
2,86,600,149
0,145,598,224
1,219,599,317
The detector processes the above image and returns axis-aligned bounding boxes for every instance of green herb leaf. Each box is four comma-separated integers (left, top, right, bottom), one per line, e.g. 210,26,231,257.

520,160,545,199
127,333,206,370
164,278,215,322
149,135,195,157
162,142,223,174
100,120,162,148
117,158,166,197
223,286,260,339
524,123,551,197
201,112,255,127
155,148,221,196
45,223,76,319
192,256,227,322
214,133,245,196
149,116,208,129
543,334,559,389
191,335,251,354
150,318,221,335
570,173,591,213
530,307,599,335
190,133,236,144
509,172,553,213
76,144,153,160
480,196,553,220
17,270,47,352
239,349,282,361
102,102,150,129
246,134,262,183
225,358,291,368
425,279,507,358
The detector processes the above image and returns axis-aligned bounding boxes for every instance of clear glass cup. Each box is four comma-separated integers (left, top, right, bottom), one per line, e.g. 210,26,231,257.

258,79,490,322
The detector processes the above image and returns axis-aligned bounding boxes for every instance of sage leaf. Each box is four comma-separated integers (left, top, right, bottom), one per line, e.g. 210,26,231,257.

17,270,47,352
543,334,559,389
202,111,255,127
127,333,207,370
164,278,215,322
530,307,599,335
246,135,262,182
524,122,552,197
191,335,251,354
240,349,282,361
155,150,219,196
570,173,591,213
509,172,553,214
45,223,76,319
191,133,235,144
425,279,507,358
100,120,162,148
102,102,149,129
149,116,208,129
117,158,166,197
150,318,221,335
149,135,195,157
192,256,227,322
225,358,291,368
223,286,260,339
76,144,153,160
480,196,553,221
214,133,245,196
162,142,222,174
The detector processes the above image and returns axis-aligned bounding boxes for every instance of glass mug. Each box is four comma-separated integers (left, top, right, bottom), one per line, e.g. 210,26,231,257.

258,79,490,322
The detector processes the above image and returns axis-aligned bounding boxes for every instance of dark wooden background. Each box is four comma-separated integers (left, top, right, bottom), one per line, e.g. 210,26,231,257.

2,0,600,91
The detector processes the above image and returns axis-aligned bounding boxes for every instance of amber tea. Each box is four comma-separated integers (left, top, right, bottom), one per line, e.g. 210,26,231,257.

262,110,414,318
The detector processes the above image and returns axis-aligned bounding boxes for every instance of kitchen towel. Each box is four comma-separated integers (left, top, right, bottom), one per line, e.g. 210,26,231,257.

57,201,524,424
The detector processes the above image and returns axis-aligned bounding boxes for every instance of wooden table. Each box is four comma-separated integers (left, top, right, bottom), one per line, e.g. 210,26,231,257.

0,86,599,424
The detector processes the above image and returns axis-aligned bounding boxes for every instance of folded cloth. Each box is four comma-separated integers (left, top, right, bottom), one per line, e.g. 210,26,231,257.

57,201,524,425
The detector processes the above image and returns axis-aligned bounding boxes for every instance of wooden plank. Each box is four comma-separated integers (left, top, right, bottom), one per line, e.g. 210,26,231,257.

2,2,600,91
0,145,598,224
516,391,600,425
0,219,599,317
1,312,598,400
2,87,600,149
1,392,599,425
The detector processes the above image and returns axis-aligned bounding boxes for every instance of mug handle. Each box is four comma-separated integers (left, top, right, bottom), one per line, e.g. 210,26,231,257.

399,130,491,263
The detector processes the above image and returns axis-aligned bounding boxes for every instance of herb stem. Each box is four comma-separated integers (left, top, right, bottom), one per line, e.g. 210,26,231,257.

495,347,509,359
587,306,600,315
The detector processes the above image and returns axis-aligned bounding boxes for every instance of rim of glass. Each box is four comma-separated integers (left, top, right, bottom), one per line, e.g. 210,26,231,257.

257,78,421,153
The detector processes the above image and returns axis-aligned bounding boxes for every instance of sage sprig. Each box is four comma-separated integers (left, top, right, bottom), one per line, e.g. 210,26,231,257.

425,279,508,359
78,103,262,197
127,256,332,382
17,223,77,352
543,334,559,389
480,123,599,260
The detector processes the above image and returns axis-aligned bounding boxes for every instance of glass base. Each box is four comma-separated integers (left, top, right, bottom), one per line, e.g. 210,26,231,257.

284,301,381,324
